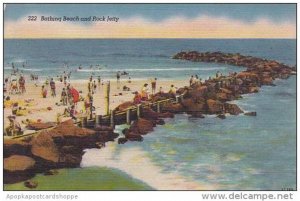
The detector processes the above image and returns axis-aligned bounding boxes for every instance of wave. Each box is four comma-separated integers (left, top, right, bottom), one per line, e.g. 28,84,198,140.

81,142,215,190
21,68,42,72
90,53,170,58
12,59,26,63
4,66,12,69
75,67,226,73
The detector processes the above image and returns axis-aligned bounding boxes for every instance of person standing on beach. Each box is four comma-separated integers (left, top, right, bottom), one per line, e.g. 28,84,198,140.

97,76,101,88
151,78,157,95
69,86,79,106
189,75,194,86
84,93,93,117
18,75,26,94
93,80,97,93
67,85,73,105
11,78,18,94
195,75,199,83
61,88,67,105
50,78,56,97
141,83,149,101
41,85,47,98
116,71,121,89
88,81,92,93
133,91,142,104
169,84,177,98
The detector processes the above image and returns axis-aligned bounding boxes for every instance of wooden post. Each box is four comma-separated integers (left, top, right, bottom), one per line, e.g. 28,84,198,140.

180,95,183,103
126,108,131,125
90,96,93,120
137,104,141,119
81,116,87,128
95,114,101,126
110,110,115,128
105,81,110,115
157,102,161,113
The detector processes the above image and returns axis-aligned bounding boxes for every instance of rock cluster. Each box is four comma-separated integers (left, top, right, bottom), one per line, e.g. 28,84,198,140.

4,120,119,184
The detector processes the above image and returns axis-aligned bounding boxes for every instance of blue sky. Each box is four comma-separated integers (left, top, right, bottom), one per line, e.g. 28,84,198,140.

4,4,296,23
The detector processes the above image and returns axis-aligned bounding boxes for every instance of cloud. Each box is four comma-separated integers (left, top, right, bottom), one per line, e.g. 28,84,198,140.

4,14,296,39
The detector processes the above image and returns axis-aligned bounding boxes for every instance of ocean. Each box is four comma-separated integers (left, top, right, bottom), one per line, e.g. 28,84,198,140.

4,39,296,190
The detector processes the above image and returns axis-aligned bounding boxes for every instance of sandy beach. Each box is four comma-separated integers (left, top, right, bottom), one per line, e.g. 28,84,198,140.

4,77,189,132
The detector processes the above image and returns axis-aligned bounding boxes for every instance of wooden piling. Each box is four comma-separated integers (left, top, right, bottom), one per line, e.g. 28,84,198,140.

81,116,87,128
105,81,110,115
126,108,131,125
110,110,115,128
137,104,141,119
157,102,161,113
95,115,102,126
180,95,183,103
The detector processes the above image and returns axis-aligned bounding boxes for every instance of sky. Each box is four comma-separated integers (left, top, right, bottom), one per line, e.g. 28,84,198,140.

4,4,296,39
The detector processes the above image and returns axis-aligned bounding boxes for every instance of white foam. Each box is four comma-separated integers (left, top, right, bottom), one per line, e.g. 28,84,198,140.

81,142,216,190
21,68,42,72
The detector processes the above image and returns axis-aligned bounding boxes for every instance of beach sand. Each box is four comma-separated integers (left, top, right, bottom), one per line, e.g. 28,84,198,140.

4,77,188,132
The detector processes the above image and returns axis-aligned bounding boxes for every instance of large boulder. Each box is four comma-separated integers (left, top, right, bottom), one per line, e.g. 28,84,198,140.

4,138,31,157
161,103,184,113
142,107,174,120
129,118,154,135
248,86,259,93
115,101,135,111
4,155,35,172
27,122,56,130
50,120,96,138
4,155,36,184
189,85,208,99
216,92,231,102
261,76,274,85
125,132,143,141
31,131,60,163
182,98,206,113
206,99,224,114
236,72,258,81
224,103,244,115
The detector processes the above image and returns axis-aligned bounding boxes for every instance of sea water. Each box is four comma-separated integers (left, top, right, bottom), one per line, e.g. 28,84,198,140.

4,39,296,190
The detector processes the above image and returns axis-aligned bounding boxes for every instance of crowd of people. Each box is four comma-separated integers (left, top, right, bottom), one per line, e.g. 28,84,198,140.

4,75,26,95
5,65,197,137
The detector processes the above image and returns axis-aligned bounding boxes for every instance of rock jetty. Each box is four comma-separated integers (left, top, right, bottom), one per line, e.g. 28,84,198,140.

116,51,295,143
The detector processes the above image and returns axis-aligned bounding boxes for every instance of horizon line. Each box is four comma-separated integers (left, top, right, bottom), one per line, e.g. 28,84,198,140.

4,37,296,40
